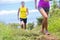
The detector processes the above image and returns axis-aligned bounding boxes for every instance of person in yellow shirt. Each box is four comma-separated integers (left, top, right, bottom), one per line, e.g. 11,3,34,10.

18,1,29,29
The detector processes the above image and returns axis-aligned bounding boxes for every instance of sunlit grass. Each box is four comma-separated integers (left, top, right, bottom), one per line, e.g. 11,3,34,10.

0,8,60,40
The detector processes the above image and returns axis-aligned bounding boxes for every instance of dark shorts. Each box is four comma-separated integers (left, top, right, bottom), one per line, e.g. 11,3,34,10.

38,7,49,13
20,18,27,24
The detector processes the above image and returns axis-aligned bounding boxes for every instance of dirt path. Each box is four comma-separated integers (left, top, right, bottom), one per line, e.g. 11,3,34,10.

36,34,58,40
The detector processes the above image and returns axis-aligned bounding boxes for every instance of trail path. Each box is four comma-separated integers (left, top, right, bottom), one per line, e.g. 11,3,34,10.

36,34,59,40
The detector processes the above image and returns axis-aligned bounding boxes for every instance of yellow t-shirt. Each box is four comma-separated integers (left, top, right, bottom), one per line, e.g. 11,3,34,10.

19,6,27,19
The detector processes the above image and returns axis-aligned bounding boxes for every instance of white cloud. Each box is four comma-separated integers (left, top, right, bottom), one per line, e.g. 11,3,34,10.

0,0,33,4
0,10,17,15
0,9,38,15
29,9,38,13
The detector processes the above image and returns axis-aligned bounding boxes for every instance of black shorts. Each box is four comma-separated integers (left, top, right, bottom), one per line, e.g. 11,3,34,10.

38,7,49,14
20,18,27,24
43,7,49,14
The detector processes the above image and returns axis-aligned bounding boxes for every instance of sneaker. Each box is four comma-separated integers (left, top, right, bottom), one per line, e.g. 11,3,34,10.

45,31,50,35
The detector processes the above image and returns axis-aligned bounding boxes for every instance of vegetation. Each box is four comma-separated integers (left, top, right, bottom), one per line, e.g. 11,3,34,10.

0,0,60,40
37,17,43,25
0,8,60,40
27,23,34,30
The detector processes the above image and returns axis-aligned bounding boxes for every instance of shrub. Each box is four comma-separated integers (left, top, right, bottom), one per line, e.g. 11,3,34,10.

37,17,43,25
27,23,34,30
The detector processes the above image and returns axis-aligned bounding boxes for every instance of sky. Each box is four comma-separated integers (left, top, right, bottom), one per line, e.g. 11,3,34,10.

0,0,58,24
0,0,41,24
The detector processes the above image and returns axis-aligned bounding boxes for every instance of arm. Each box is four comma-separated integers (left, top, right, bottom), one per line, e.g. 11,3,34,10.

18,8,20,20
35,0,37,9
26,8,29,15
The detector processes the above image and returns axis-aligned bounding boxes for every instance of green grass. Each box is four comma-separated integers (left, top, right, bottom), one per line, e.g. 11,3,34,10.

0,8,60,40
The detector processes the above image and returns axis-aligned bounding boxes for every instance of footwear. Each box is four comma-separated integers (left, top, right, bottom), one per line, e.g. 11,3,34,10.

45,31,50,35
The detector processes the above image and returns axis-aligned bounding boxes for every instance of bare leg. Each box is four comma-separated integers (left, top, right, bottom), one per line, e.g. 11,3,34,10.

23,22,26,30
24,23,26,29
21,21,24,29
44,18,48,31
21,24,23,28
39,8,48,33
44,13,50,35
41,19,45,33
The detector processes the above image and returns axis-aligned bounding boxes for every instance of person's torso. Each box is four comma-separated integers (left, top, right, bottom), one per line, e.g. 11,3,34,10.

38,0,50,8
19,6,27,19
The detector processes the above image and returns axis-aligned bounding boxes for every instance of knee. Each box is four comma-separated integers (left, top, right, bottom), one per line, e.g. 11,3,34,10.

43,16,48,21
44,15,48,19
20,22,23,25
21,21,24,25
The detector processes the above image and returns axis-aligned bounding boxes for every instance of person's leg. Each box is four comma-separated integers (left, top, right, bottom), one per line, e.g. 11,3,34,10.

21,25,23,28
44,17,48,31
20,21,24,29
20,20,26,29
43,7,50,35
23,19,27,29
21,21,25,29
41,19,45,33
39,8,48,33
23,23,26,29
44,16,48,31
44,13,50,35
20,18,23,29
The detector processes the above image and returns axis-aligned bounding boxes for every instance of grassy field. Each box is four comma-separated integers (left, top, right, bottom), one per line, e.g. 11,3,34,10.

0,8,60,40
